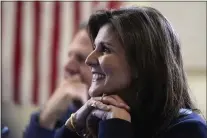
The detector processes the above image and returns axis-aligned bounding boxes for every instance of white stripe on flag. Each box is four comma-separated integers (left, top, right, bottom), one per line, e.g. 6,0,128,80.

80,2,92,23
38,2,54,106
58,2,74,85
2,2,16,103
20,2,34,105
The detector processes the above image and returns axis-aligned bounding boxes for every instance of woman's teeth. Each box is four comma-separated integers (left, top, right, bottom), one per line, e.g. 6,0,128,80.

92,73,105,81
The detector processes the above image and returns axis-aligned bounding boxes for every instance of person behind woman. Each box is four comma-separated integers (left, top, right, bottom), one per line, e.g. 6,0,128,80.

23,22,93,138
55,6,207,138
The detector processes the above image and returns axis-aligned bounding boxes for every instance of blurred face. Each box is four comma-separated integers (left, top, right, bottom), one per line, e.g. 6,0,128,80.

64,29,93,88
85,24,131,97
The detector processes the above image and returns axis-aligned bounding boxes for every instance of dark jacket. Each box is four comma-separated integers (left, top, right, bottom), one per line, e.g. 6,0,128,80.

54,109,207,138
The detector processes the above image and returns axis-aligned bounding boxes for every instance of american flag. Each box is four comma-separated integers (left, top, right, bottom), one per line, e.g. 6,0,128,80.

2,1,122,106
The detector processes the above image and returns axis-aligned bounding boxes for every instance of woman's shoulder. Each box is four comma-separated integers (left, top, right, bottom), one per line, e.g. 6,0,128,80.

163,108,207,138
171,108,206,127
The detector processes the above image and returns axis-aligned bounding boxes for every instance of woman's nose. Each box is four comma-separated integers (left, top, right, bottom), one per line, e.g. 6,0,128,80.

85,50,99,67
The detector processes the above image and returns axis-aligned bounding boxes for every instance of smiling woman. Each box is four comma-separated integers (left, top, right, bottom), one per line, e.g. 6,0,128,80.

85,23,131,98
55,6,207,138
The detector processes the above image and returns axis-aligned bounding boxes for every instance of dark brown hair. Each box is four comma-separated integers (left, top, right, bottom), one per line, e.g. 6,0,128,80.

87,6,198,137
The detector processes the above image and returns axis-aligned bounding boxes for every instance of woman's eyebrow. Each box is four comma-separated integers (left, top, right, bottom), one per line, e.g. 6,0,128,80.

95,41,113,47
102,41,113,47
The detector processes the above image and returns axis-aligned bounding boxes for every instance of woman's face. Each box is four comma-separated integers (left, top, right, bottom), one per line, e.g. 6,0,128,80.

85,24,131,97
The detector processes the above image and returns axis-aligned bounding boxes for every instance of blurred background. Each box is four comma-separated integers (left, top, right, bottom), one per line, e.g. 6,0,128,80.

1,1,206,138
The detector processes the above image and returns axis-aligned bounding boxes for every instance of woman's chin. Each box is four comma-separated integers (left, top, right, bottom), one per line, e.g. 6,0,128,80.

88,86,104,97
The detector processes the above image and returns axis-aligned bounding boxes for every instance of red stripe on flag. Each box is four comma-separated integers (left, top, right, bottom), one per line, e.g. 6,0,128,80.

32,1,41,105
92,1,99,7
107,1,121,9
50,2,61,96
74,1,80,35
13,2,23,104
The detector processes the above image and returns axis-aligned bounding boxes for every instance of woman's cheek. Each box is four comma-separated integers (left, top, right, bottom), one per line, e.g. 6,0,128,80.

101,54,120,68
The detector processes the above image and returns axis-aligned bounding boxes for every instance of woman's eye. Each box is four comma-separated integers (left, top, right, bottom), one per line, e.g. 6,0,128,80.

102,46,111,53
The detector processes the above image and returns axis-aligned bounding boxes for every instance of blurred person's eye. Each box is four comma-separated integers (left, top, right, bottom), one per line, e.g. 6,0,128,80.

77,54,86,63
